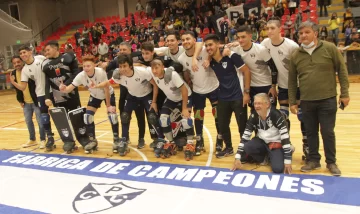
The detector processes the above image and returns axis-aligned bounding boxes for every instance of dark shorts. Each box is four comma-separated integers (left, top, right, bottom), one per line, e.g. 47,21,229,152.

192,88,219,109
87,93,116,109
160,96,193,115
124,93,153,113
250,85,271,107
278,87,300,101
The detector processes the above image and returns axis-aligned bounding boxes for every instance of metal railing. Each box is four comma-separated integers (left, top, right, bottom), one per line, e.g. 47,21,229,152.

32,17,60,43
0,8,31,30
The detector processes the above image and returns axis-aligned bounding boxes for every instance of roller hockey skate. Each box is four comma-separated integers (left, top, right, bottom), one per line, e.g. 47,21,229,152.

118,138,130,156
161,143,177,159
195,135,206,156
45,136,56,152
63,141,77,154
137,138,145,149
215,135,223,155
154,139,166,158
84,138,98,154
175,137,186,152
112,137,121,153
184,144,195,161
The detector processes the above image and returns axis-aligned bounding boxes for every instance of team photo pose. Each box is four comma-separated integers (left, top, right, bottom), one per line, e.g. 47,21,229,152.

59,55,119,154
150,59,196,160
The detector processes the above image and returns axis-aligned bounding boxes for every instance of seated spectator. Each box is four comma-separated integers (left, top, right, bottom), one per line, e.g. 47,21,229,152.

232,93,293,174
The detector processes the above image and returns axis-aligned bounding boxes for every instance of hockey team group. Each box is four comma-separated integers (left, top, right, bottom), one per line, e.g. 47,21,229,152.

10,18,350,175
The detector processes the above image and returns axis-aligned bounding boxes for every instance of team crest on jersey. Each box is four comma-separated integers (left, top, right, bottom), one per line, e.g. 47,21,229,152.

250,53,256,58
72,182,146,214
278,50,283,55
135,78,140,82
157,80,160,84
61,128,69,137
61,58,64,62
55,68,61,76
197,56,202,61
29,69,32,72
186,62,189,66
222,62,227,69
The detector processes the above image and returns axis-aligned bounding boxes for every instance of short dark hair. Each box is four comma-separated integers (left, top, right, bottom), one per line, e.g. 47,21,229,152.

18,45,31,52
181,31,196,39
236,25,252,34
204,34,220,43
117,54,133,68
267,16,281,28
45,40,59,49
11,55,22,62
167,30,180,40
141,42,154,52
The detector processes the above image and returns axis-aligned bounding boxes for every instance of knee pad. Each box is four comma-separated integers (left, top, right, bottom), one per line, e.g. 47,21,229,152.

159,114,170,127
108,112,118,125
211,104,217,119
279,103,289,119
297,107,303,122
84,112,94,125
181,118,193,129
194,109,204,120
40,113,50,125
120,112,131,124
147,112,158,126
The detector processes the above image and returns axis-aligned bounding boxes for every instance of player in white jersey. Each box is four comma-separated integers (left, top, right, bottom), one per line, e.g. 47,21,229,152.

226,26,279,112
150,59,196,161
10,45,54,150
177,31,221,156
59,55,119,154
93,54,164,156
260,17,307,160
154,31,204,64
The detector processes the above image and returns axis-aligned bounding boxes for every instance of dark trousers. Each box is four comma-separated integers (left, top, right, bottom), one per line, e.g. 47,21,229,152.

119,85,146,139
243,137,284,173
217,99,247,148
301,97,337,164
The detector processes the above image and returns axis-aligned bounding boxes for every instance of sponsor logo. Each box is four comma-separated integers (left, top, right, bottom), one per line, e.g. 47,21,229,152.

79,128,86,135
73,182,146,213
55,68,61,76
62,128,69,137
51,109,62,113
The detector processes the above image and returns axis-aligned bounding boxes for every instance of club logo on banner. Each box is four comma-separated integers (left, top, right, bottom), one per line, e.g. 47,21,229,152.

73,182,146,213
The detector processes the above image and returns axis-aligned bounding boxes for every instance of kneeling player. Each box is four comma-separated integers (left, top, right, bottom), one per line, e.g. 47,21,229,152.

232,93,294,174
94,54,164,156
59,55,120,153
150,59,195,160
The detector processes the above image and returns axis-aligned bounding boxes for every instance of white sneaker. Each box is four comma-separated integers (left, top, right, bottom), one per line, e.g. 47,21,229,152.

22,140,37,148
39,140,46,149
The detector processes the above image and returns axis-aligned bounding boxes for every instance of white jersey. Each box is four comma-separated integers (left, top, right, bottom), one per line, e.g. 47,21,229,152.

261,38,299,89
151,71,192,102
72,67,114,100
231,43,272,87
155,46,185,62
111,66,153,97
178,46,219,94
21,55,47,97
